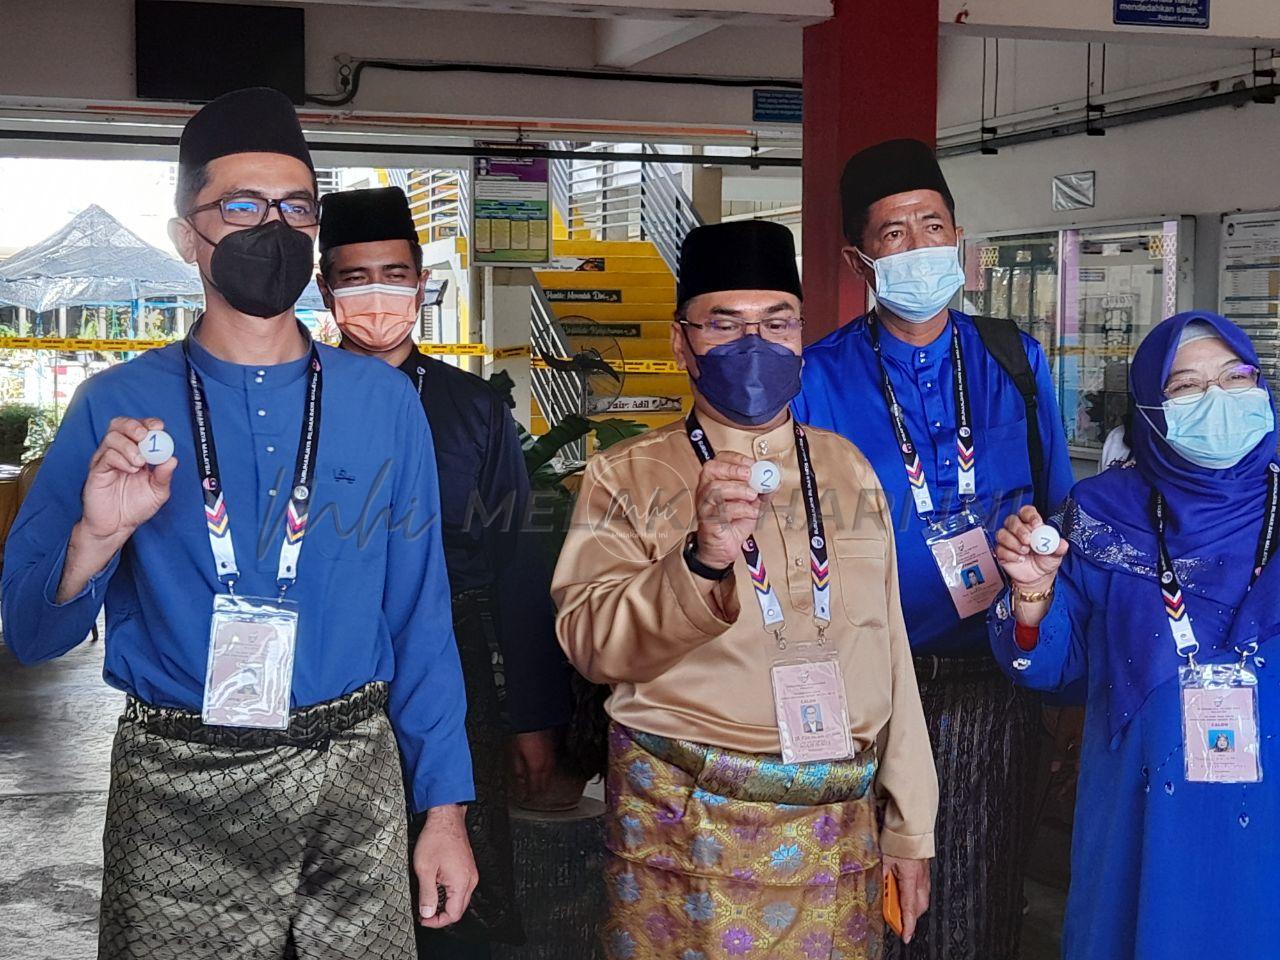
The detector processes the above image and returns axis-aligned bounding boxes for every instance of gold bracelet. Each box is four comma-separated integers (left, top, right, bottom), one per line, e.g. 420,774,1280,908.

1014,585,1055,604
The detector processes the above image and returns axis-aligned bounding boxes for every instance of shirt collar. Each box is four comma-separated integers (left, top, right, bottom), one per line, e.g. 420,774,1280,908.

698,410,796,461
397,347,428,381
186,317,314,389
874,309,955,366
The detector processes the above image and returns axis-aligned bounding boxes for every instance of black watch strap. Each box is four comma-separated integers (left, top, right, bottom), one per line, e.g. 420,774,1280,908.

683,534,733,582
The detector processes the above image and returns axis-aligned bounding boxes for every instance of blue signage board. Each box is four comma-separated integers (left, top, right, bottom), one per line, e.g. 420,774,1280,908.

1114,0,1209,29
753,89,803,124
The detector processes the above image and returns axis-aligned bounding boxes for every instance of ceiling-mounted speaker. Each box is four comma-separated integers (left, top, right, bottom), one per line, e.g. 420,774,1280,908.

135,1,306,105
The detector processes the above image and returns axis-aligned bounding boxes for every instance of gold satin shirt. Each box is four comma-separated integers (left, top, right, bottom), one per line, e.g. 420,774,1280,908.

552,413,938,859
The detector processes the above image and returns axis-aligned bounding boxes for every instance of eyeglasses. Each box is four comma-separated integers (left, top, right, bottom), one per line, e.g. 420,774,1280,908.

679,315,805,345
187,194,319,228
1164,363,1261,402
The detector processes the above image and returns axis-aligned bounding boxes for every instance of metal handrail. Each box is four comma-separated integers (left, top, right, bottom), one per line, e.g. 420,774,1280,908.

531,280,588,461
640,144,703,275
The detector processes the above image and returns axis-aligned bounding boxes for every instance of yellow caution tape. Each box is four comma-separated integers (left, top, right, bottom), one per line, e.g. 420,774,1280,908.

417,343,488,357
492,345,533,360
531,356,682,375
0,337,171,351
0,338,682,375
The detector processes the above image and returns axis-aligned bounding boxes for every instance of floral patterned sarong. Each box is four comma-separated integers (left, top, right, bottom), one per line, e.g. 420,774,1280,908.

602,724,884,960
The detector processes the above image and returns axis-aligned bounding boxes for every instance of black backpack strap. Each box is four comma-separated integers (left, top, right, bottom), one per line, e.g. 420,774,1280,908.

970,315,1047,516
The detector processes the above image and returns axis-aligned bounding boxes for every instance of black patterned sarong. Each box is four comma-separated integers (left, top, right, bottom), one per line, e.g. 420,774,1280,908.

884,657,1042,960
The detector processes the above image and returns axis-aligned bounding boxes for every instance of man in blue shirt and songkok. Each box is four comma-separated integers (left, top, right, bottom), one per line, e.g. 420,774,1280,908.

795,138,1074,960
2,88,476,960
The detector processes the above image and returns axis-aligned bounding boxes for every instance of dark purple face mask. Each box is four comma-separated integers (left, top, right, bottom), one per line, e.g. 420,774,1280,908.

690,334,803,426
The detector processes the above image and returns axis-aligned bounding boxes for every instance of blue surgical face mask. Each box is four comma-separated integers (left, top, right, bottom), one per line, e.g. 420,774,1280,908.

859,242,965,324
1140,385,1275,469
690,334,803,427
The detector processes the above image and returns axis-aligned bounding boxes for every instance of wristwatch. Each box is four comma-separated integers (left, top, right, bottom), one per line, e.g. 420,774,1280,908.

683,533,734,582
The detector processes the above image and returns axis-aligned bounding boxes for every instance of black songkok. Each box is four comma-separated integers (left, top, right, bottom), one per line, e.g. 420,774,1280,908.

676,220,802,306
178,87,314,172
319,187,419,253
840,138,953,244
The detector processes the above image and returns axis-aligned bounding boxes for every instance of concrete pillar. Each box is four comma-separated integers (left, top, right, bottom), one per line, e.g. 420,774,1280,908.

802,0,940,342
689,165,723,225
484,267,534,430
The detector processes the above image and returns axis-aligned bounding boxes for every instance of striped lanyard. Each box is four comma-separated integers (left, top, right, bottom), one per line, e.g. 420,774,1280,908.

1154,464,1280,660
684,413,831,645
184,339,323,596
869,315,975,518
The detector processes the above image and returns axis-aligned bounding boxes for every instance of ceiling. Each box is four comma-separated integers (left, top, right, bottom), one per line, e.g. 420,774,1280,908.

282,0,830,25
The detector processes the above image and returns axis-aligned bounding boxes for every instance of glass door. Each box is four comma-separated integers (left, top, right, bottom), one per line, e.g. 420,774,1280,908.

1058,220,1187,455
962,232,1060,356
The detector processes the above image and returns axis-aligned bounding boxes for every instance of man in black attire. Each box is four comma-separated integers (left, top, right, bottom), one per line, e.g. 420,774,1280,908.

317,186,572,958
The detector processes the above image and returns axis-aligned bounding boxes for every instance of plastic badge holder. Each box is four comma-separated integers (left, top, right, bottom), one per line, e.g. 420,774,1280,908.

1181,661,1263,784
202,594,299,730
923,512,1005,619
772,654,855,765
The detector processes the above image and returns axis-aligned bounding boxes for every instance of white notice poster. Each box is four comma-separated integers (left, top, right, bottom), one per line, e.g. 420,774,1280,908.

1219,212,1280,400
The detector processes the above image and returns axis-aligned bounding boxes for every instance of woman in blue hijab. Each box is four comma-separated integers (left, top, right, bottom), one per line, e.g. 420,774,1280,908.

990,311,1280,959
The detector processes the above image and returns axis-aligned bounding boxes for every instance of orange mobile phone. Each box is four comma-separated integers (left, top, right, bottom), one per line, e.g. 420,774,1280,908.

883,870,904,938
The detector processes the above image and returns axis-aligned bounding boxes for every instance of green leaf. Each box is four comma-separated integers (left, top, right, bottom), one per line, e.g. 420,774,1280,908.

523,414,593,473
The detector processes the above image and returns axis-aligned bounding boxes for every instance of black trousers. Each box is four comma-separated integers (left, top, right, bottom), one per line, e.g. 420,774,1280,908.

411,592,523,956
885,656,1042,960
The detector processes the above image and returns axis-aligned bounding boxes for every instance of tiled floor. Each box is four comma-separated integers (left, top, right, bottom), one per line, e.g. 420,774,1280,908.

0,637,1069,959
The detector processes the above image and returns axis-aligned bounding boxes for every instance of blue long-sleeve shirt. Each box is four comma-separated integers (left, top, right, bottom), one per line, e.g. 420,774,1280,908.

795,310,1073,655
1,331,472,813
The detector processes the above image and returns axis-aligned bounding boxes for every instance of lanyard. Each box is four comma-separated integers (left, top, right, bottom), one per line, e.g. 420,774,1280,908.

868,314,975,518
184,339,324,595
1154,465,1280,660
684,413,831,645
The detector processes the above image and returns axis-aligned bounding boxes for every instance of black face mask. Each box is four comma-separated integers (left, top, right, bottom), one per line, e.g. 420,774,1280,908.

197,219,315,318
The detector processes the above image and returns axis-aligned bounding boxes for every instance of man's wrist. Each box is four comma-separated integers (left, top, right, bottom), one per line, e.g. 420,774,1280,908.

425,803,466,822
70,519,131,556
684,534,734,581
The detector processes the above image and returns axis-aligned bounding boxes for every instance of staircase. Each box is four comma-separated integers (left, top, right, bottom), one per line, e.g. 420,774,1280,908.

529,144,702,437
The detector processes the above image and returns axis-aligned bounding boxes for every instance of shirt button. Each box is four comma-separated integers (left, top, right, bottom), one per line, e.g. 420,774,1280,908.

257,369,266,376
924,381,934,389
268,488,278,497
944,458,953,467
255,376,264,384
933,420,942,428
257,409,266,417
266,445,276,454
794,557,804,567
918,352,927,363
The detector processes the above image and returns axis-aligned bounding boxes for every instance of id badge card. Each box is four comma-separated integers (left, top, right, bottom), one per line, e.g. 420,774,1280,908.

202,594,299,730
772,656,855,764
1180,662,1263,784
924,513,1004,619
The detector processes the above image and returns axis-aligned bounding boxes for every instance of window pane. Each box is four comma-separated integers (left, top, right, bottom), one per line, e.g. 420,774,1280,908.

1059,222,1180,452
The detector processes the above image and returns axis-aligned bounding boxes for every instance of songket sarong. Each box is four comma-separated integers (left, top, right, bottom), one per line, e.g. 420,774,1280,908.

602,724,884,960
97,682,415,960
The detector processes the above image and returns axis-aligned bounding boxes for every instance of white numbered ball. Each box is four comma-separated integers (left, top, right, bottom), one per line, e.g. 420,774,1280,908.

138,429,174,466
1030,524,1061,556
749,460,782,494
